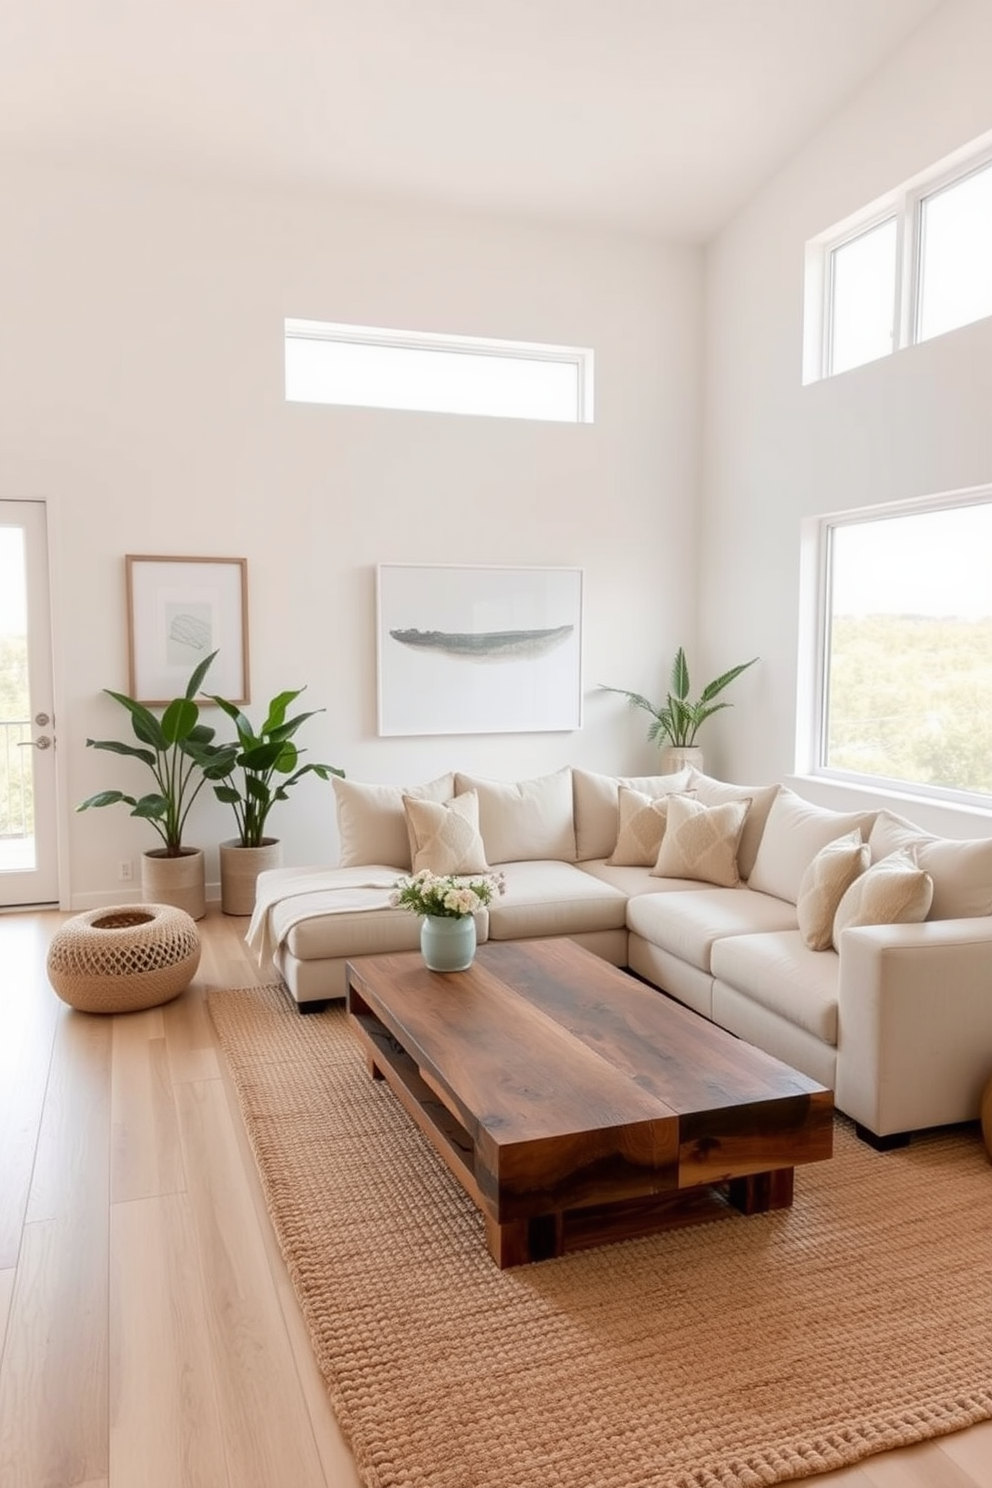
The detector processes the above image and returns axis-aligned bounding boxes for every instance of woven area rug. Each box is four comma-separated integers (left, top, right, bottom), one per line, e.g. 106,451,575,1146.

207,982,992,1488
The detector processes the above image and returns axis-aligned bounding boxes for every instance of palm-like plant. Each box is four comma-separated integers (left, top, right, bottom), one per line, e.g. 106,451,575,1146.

206,687,344,848
600,647,758,748
78,651,230,854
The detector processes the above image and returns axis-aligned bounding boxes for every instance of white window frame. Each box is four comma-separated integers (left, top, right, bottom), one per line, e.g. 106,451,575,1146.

804,129,992,384
284,318,594,423
797,484,992,811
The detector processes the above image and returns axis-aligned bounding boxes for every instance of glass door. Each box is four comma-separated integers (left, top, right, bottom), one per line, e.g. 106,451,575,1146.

0,501,59,906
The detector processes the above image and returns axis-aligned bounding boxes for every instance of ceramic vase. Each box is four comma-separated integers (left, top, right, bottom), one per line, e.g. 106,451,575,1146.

659,745,704,775
420,914,476,972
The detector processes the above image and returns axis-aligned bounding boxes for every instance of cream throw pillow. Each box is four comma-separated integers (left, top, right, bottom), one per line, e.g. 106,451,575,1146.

685,771,780,880
869,810,992,919
334,773,456,868
796,829,870,951
403,792,490,876
831,847,934,951
746,787,877,906
650,795,750,888
572,767,692,861
607,787,697,867
454,769,576,863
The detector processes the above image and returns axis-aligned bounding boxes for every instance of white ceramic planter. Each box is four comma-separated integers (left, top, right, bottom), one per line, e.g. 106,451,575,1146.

659,745,704,775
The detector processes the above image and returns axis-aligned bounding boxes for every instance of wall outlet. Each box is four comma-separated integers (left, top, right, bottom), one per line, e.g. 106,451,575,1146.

118,860,133,882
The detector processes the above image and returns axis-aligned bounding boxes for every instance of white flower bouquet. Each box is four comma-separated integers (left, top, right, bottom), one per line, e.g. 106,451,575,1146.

390,868,506,919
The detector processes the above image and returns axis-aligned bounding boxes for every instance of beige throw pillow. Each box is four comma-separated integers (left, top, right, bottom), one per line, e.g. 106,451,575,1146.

607,787,694,867
869,810,992,920
334,773,456,868
746,787,877,906
403,792,490,876
831,847,934,951
796,830,870,951
454,769,576,863
650,794,750,888
572,767,692,861
685,771,780,880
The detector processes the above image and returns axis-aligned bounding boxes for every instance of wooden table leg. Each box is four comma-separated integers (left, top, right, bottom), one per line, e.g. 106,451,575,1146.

485,1212,564,1268
728,1167,794,1215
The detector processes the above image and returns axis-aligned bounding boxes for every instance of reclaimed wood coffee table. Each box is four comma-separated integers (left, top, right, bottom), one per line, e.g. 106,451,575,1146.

346,937,833,1268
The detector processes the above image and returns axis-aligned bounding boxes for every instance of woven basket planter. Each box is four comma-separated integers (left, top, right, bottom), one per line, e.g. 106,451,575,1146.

46,904,201,1014
219,838,283,916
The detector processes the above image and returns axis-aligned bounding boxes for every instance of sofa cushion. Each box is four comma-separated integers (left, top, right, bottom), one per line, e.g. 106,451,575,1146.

746,788,876,905
578,860,703,897
796,829,870,951
869,810,992,919
710,931,839,1044
455,768,576,864
608,786,694,867
486,860,628,939
625,886,798,974
334,773,456,869
651,795,750,888
403,791,489,876
572,767,691,861
685,771,780,880
832,847,934,949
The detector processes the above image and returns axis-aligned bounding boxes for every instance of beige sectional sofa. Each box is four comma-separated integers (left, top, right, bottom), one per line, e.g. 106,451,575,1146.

247,765,992,1145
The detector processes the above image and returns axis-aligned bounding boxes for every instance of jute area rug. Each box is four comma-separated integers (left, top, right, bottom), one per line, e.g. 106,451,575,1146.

207,982,992,1488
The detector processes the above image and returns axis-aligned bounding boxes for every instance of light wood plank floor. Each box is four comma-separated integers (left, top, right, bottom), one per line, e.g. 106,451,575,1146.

1,907,990,1488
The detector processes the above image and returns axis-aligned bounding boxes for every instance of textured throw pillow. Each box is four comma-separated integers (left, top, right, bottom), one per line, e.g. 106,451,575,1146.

572,767,692,861
869,810,992,920
746,787,877,906
650,794,751,888
831,847,934,951
796,829,870,951
403,792,490,876
454,769,576,863
333,773,456,868
607,787,694,868
685,771,780,880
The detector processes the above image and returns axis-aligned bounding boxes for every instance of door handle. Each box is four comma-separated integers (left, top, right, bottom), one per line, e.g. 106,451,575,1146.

17,736,53,750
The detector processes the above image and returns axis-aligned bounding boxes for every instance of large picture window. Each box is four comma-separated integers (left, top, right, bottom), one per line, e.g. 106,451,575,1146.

812,493,992,802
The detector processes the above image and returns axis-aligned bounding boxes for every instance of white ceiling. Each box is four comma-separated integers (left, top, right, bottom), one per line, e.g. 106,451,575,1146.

0,0,944,241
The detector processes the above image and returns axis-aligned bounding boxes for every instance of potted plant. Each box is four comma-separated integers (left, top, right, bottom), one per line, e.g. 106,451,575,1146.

600,646,758,773
390,868,506,971
206,687,345,914
77,651,230,919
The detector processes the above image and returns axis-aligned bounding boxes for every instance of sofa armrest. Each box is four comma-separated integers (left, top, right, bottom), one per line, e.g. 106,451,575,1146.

835,917,992,1138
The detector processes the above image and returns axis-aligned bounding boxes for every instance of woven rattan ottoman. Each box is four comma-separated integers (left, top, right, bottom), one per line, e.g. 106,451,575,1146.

47,904,201,1014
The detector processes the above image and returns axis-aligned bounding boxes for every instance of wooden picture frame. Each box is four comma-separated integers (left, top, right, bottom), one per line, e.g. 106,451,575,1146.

125,555,250,704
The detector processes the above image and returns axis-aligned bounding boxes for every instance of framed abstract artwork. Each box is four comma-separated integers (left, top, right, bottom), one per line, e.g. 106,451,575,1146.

376,564,583,736
125,555,250,704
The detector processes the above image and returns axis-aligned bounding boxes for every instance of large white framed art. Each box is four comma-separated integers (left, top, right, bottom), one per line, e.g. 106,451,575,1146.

126,554,250,704
377,564,583,736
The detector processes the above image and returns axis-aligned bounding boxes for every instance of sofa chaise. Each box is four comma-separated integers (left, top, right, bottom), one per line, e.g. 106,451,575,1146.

246,765,992,1144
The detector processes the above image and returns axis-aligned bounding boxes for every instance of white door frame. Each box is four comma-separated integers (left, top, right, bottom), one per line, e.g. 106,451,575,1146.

0,497,68,909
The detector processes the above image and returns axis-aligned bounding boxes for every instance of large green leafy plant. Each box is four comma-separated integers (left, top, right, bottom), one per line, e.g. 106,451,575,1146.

206,688,344,848
78,651,231,854
601,647,758,748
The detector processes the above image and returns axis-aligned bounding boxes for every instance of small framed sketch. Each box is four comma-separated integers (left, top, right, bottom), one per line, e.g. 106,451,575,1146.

125,555,250,704
377,563,583,736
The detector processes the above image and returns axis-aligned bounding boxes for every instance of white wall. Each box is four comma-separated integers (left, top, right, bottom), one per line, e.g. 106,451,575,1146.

702,0,992,837
0,156,703,906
